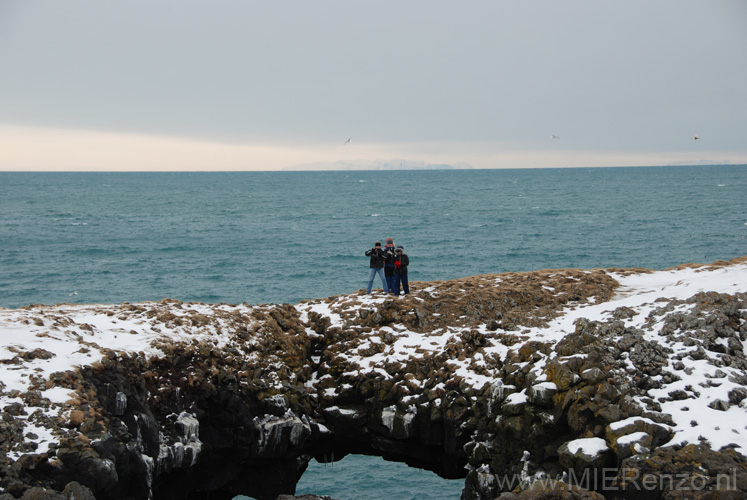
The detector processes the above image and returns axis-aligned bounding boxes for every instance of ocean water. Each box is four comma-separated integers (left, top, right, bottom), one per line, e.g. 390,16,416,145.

292,454,464,500
2,166,746,310
2,166,747,499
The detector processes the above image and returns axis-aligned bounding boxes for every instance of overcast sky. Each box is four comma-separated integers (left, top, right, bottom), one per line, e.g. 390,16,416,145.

1,0,746,170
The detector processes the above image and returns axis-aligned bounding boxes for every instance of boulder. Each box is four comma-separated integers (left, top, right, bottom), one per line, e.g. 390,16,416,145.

62,482,97,500
17,489,65,500
611,431,652,461
502,391,528,416
486,380,517,417
558,438,614,473
605,416,673,448
580,368,605,384
527,382,557,408
544,359,579,391
728,387,747,405
708,399,730,411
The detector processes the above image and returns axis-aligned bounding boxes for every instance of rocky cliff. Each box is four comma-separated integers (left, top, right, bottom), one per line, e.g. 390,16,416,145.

1,258,746,500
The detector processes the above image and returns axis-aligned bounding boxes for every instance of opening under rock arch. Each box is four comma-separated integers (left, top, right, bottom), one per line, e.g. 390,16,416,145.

236,454,465,500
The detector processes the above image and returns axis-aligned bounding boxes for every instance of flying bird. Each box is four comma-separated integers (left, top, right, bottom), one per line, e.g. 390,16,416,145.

343,137,352,145
692,135,700,140
550,135,560,140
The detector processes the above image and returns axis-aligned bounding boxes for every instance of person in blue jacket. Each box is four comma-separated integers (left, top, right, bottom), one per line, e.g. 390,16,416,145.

365,242,388,294
393,246,410,296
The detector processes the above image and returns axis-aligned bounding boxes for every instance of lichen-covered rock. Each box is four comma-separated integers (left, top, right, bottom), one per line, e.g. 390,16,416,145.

502,391,529,416
527,383,557,408
558,438,614,473
2,258,747,500
611,431,652,461
617,444,747,499
496,480,605,499
605,417,673,449
61,482,97,500
16,488,66,500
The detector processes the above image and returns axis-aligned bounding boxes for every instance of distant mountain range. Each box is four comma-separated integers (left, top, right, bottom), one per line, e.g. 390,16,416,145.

666,159,734,166
284,159,474,171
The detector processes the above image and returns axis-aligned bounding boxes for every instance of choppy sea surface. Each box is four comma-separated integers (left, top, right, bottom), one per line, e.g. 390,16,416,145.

292,454,463,500
2,166,746,310
2,165,747,499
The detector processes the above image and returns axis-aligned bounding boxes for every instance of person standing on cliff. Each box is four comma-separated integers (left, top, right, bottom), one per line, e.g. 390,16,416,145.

365,242,388,294
383,237,397,293
393,246,410,296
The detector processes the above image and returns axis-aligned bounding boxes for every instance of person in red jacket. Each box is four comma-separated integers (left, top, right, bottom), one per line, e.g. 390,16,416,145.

393,246,410,296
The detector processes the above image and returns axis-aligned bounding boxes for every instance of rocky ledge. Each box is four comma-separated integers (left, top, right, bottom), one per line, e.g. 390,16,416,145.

1,258,747,500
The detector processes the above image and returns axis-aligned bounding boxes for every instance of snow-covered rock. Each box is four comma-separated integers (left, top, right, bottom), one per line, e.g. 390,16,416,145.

0,258,746,499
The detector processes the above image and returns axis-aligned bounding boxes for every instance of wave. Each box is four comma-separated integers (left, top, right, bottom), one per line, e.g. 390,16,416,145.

156,246,193,253
329,254,359,260
71,247,140,256
75,248,111,255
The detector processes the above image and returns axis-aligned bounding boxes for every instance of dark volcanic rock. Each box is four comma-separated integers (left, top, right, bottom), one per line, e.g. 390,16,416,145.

617,445,747,500
1,260,747,500
496,481,604,499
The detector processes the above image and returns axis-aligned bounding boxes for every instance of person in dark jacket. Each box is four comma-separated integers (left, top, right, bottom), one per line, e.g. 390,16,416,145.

383,237,397,293
365,242,388,294
393,246,410,296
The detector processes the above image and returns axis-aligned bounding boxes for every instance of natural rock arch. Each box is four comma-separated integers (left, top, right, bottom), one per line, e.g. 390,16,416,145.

3,260,747,500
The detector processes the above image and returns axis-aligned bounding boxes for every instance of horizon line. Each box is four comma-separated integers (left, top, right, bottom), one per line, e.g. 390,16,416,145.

1,163,745,174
